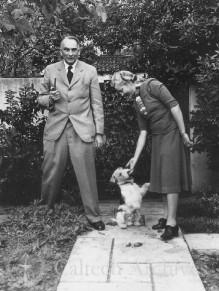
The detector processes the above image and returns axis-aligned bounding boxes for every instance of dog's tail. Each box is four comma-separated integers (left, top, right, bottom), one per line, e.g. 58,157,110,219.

140,183,150,197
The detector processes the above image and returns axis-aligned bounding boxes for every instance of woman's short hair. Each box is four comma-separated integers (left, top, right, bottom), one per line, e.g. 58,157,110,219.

111,71,137,88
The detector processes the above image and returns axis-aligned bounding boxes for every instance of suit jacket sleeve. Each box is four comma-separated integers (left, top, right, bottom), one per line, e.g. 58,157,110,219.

90,67,104,135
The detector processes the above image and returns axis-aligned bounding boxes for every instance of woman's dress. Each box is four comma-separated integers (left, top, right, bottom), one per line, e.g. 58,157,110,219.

135,79,191,193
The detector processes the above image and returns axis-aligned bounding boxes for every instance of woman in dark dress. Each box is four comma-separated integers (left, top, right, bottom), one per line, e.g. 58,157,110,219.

111,71,193,240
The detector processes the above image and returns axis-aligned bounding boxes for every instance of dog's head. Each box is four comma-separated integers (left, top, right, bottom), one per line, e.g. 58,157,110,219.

110,167,133,185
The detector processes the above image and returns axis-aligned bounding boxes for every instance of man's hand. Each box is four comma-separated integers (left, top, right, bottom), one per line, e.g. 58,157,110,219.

126,157,137,174
49,89,60,102
95,134,104,148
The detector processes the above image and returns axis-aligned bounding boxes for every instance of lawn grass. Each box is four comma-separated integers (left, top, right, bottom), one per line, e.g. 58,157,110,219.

178,197,219,233
0,202,90,291
191,249,219,291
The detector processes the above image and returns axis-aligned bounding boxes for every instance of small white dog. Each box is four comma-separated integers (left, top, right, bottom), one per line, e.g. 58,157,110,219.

110,167,150,229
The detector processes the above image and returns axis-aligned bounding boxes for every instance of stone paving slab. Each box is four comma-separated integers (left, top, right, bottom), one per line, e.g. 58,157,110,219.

113,236,194,264
57,282,153,291
184,234,219,251
57,201,206,291
60,237,112,282
110,263,151,282
152,262,206,291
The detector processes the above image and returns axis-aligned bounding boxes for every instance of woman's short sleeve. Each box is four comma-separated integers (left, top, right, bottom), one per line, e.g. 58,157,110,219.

149,80,178,108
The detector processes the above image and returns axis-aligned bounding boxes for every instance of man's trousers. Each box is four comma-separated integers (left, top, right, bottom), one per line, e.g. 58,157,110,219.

41,122,101,223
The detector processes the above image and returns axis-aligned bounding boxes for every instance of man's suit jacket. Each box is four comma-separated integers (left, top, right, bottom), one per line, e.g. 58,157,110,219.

38,60,104,142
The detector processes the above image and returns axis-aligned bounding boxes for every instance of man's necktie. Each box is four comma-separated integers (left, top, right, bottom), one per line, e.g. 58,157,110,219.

67,65,73,84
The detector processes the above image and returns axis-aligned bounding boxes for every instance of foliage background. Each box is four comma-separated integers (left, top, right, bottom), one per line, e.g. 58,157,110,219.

0,0,218,204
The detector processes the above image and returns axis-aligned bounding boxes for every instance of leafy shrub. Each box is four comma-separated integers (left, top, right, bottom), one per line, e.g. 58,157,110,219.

178,192,219,219
178,192,219,233
178,200,208,218
178,217,219,233
199,191,219,218
190,52,219,171
0,85,45,204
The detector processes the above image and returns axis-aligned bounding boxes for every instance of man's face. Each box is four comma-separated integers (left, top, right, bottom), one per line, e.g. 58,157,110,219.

60,39,80,65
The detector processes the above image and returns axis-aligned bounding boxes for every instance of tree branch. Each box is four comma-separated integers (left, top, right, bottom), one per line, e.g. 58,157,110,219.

1,40,40,76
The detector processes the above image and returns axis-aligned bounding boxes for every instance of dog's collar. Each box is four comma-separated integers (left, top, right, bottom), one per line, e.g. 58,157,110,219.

119,180,134,186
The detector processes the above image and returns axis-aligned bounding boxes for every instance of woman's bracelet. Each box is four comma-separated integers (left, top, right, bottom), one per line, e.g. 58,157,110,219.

181,132,186,136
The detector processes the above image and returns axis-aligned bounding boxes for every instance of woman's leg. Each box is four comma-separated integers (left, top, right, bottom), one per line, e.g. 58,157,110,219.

160,193,179,240
166,193,179,226
163,195,168,220
152,195,168,229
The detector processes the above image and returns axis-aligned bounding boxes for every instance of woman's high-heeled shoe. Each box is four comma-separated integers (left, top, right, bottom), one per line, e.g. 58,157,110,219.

152,218,167,230
160,225,179,240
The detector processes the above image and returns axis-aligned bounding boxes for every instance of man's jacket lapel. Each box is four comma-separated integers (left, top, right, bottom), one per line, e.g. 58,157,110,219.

58,61,69,87
69,61,84,88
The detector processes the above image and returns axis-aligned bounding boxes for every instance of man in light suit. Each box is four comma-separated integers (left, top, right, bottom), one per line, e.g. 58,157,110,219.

38,36,105,230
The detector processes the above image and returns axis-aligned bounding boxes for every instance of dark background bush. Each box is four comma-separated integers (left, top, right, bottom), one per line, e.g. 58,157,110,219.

178,191,219,233
190,54,219,172
0,85,45,204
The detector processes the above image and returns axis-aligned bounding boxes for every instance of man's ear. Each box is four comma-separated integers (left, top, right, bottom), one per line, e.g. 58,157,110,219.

59,49,63,58
78,47,81,57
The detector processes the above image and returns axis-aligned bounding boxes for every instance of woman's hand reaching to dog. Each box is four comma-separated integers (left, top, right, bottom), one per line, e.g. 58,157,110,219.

126,157,138,174
126,130,147,174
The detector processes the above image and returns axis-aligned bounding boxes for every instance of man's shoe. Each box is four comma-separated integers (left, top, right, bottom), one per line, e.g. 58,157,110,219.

160,225,179,240
152,218,167,230
91,221,105,231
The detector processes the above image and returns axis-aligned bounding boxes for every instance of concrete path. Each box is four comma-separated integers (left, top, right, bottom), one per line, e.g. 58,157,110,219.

184,234,219,251
57,200,206,291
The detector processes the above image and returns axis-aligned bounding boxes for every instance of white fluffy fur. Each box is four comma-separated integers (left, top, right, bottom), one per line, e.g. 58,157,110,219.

110,167,150,229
